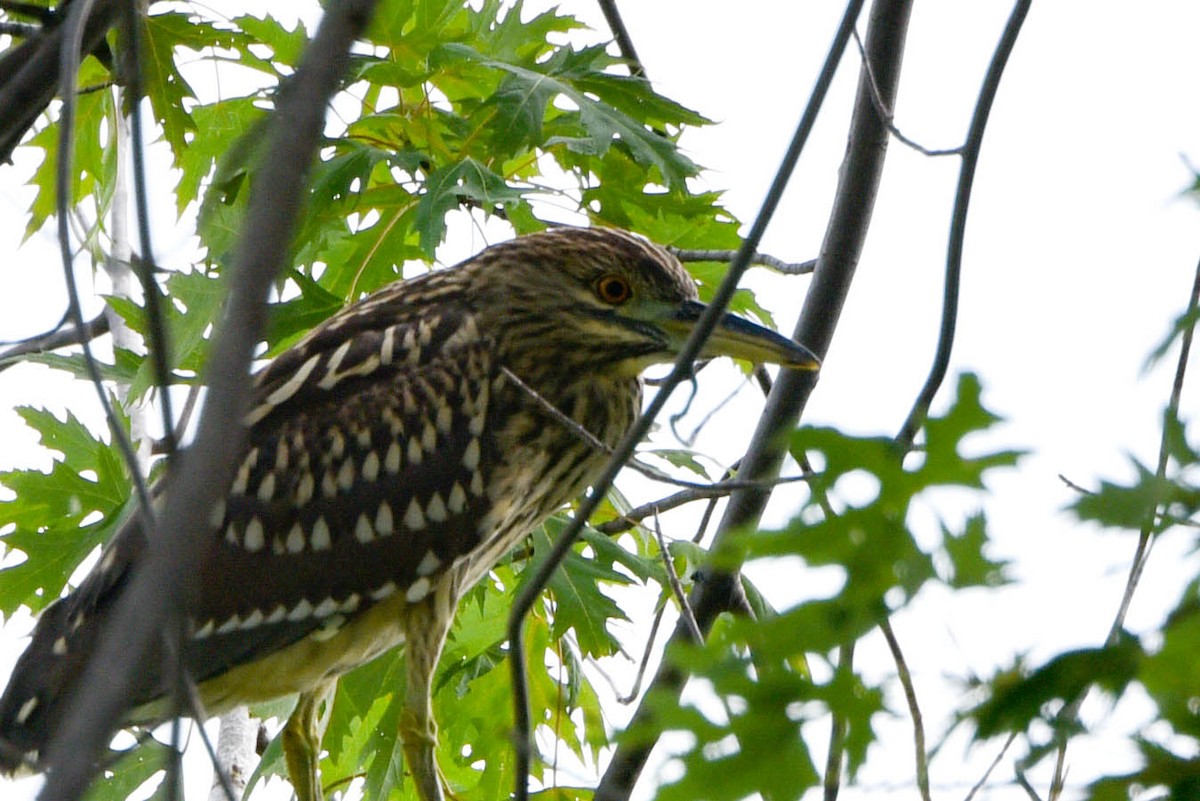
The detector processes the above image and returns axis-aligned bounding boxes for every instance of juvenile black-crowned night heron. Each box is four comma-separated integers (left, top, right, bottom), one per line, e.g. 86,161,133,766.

0,227,819,801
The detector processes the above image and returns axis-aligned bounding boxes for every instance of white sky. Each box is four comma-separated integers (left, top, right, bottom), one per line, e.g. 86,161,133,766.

2,2,1199,800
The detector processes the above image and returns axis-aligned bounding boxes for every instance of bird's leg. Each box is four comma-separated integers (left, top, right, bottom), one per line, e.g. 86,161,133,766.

401,585,459,801
282,679,336,801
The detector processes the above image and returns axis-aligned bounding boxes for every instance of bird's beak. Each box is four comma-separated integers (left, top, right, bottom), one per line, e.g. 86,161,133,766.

661,299,820,370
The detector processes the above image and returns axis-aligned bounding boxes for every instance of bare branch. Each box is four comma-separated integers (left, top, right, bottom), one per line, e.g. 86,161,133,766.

895,0,1032,448
964,731,1020,801
0,1,57,24
670,247,817,275
0,313,110,372
615,605,666,704
38,2,381,797
850,29,961,157
823,643,854,801
596,0,646,78
652,511,702,644
0,0,119,165
507,0,863,782
53,0,156,529
1048,250,1200,796
0,21,38,37
594,0,897,794
117,2,177,457
880,619,931,801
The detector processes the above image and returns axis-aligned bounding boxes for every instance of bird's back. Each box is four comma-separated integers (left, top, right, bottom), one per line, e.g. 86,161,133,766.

0,231,647,771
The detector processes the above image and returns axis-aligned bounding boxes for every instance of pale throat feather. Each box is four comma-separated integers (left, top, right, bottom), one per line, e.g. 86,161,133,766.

454,367,641,591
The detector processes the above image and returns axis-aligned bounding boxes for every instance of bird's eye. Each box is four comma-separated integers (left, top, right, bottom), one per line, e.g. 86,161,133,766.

595,274,632,305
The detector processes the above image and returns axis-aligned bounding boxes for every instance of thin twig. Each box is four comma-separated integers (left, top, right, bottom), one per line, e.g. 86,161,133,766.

504,364,813,493
616,606,665,704
53,0,156,519
594,0,883,795
880,618,931,801
502,365,611,454
594,472,814,536
851,29,961,157
119,0,177,457
823,642,854,801
1014,767,1045,801
596,0,646,78
895,0,1032,448
1056,473,1092,495
616,483,724,705
1113,253,1200,642
653,510,702,643
179,672,239,801
509,0,852,774
674,372,751,447
670,247,816,275
963,731,1020,801
0,313,110,372
1048,251,1200,797
1059,474,1199,529
799,436,854,801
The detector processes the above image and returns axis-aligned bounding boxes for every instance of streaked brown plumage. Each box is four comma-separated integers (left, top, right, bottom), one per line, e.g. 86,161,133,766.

0,226,819,801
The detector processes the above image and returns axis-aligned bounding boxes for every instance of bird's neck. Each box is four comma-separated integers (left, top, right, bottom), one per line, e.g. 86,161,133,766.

497,363,643,453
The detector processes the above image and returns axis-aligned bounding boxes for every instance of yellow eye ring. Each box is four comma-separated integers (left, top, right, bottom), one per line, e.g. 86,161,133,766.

595,274,632,305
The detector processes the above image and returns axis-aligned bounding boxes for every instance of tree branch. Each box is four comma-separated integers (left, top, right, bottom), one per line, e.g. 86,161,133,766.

594,0,910,796
894,0,1032,448
1048,250,1200,797
879,619,930,801
669,247,816,275
0,313,110,372
596,0,646,78
507,0,873,794
0,0,118,165
37,2,381,798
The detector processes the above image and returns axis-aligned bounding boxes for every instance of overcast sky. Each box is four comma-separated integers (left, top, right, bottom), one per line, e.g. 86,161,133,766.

2,2,1199,800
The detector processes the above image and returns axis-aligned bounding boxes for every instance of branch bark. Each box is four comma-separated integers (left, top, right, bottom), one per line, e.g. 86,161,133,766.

0,0,117,164
37,2,380,798
594,1,914,797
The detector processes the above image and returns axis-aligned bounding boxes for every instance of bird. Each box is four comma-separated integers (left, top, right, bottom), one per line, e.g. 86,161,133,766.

0,226,820,801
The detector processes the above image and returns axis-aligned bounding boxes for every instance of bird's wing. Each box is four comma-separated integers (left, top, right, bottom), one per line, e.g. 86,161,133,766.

0,299,502,751
184,308,500,689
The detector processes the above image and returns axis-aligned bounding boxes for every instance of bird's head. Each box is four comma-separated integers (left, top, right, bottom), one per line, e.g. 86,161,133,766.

473,227,820,380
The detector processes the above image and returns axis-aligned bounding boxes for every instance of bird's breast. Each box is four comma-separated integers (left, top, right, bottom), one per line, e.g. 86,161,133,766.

455,372,641,588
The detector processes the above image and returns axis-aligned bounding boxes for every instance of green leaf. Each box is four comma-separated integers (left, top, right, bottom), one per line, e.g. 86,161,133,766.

175,96,267,213
140,11,204,162
529,521,629,657
649,622,821,801
23,60,116,239
414,157,524,255
1071,462,1197,531
1146,303,1200,370
1140,581,1200,738
263,271,346,354
1087,739,1200,801
940,512,1011,589
971,636,1144,739
442,42,705,188
0,408,132,613
234,14,309,70
643,448,711,479
82,740,171,801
